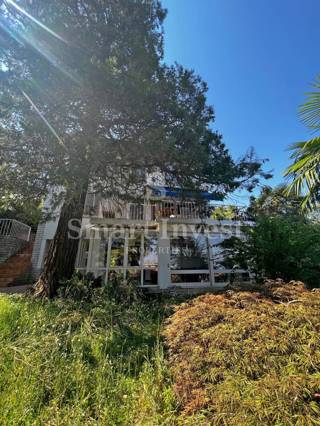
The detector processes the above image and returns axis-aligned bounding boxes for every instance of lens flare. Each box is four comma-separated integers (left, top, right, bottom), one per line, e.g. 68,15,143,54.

22,90,66,150
5,0,67,44
0,9,81,84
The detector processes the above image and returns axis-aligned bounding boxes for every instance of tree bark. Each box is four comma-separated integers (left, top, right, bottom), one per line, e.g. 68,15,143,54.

33,188,87,298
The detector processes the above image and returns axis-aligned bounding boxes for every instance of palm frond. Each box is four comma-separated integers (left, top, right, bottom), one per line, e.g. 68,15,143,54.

284,137,320,209
299,75,320,131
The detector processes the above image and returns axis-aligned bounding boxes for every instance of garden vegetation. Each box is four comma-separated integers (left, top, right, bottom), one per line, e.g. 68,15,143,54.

163,281,320,425
222,216,320,287
0,278,320,425
0,287,176,425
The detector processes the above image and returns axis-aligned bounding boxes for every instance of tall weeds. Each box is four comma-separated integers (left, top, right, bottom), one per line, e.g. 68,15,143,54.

0,294,176,425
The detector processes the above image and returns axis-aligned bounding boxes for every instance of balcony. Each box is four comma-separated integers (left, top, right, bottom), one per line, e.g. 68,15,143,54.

151,200,206,220
83,195,146,220
84,194,250,222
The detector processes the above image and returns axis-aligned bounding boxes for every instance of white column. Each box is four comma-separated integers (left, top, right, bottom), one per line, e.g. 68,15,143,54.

208,233,215,287
86,228,101,277
158,221,171,289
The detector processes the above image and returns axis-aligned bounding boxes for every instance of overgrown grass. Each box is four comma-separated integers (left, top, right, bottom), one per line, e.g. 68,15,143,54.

0,293,177,425
1,281,320,425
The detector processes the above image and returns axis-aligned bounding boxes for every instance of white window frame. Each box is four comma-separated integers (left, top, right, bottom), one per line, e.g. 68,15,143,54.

103,230,159,287
169,232,211,287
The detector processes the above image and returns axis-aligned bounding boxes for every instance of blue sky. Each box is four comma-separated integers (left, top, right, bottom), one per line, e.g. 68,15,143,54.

162,0,320,201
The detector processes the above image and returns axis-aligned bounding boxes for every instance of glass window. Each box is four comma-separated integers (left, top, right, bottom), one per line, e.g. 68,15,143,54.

170,235,208,270
143,268,158,285
171,273,209,283
142,234,158,266
128,235,142,266
110,236,125,267
214,272,229,283
209,233,230,269
76,239,89,269
97,238,108,268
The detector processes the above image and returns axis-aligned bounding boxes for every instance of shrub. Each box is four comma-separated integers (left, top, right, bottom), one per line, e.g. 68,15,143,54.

57,271,100,301
222,216,320,287
163,283,320,424
58,271,143,305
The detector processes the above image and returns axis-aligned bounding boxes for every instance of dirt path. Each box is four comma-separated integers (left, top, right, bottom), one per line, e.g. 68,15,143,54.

0,285,32,294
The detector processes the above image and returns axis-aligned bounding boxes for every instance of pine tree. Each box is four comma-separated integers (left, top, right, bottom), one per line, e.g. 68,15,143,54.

0,0,269,296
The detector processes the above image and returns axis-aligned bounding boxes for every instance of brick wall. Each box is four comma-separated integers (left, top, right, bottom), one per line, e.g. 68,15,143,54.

0,236,27,263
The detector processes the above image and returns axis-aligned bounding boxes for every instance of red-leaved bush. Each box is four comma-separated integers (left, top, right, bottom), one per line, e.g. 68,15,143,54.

163,281,320,424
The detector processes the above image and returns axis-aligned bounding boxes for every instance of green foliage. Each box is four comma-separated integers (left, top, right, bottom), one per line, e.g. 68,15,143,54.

1,0,269,292
0,293,176,425
1,283,320,424
285,75,320,209
248,184,303,218
0,0,269,203
210,204,240,220
57,272,103,301
163,284,320,425
222,216,320,287
0,191,42,230
58,271,143,305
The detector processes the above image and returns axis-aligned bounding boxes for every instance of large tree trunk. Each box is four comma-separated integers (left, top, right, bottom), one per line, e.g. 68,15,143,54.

33,188,87,298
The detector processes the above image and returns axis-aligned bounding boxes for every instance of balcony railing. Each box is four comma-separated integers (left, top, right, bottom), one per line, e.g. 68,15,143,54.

0,219,31,241
151,201,205,220
84,194,251,222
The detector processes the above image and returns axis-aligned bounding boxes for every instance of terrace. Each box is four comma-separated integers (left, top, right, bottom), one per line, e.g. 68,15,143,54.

83,193,251,222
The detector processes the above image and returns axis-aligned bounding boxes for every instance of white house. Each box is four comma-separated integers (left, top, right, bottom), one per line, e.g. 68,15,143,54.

32,184,252,291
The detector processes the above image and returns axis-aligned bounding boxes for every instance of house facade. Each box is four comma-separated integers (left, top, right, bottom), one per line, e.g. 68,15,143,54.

32,185,252,290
